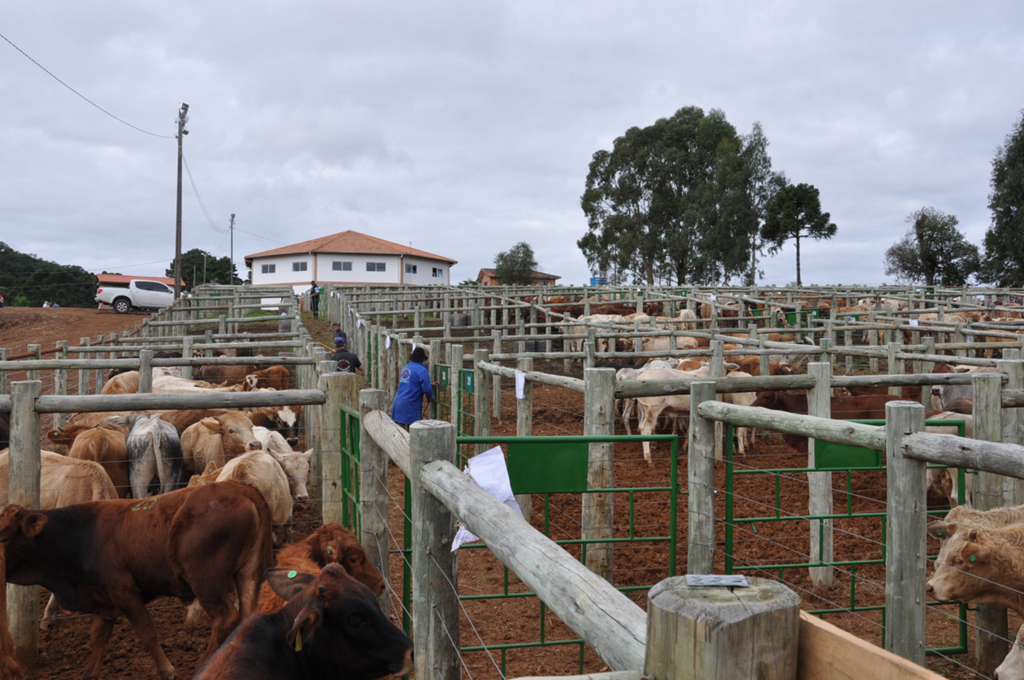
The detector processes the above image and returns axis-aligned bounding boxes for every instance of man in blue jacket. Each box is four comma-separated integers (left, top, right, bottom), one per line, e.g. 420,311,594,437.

391,346,436,427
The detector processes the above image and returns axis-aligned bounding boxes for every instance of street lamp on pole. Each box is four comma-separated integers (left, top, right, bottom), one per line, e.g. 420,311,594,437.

174,103,189,300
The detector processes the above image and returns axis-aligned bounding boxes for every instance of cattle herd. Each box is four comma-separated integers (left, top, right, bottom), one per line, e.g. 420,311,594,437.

0,357,409,680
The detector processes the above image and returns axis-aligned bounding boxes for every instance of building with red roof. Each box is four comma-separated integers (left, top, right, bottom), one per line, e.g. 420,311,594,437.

244,231,457,290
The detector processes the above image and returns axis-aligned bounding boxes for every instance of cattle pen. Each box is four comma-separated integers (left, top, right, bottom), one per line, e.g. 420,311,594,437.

5,283,1024,678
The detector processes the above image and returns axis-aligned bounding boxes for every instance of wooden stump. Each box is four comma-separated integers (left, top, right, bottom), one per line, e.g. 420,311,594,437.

644,576,800,680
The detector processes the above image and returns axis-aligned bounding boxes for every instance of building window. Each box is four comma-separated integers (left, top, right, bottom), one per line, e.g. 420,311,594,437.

405,264,417,274
292,262,308,272
367,262,386,272
261,264,276,274
433,267,443,278
333,261,353,271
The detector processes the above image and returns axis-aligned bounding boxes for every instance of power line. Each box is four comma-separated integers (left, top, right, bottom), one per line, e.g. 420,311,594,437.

234,226,290,246
0,30,174,139
182,152,229,234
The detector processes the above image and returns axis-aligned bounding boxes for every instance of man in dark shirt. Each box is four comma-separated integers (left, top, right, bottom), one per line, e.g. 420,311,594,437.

331,338,362,373
332,322,347,345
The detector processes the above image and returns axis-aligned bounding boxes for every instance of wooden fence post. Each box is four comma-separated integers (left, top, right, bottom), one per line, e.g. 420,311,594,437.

53,341,68,430
808,362,834,588
973,372,1009,672
644,576,800,680
181,336,193,380
710,340,724,460
688,381,717,575
409,420,460,680
887,342,904,397
516,357,534,524
8,380,42,667
138,349,153,393
358,388,390,615
474,349,491,455
583,367,615,582
1000,356,1024,506
320,371,357,524
884,400,927,665
491,331,502,419
449,345,463,431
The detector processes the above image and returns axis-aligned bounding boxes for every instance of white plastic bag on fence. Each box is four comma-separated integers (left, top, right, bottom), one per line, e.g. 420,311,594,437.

515,370,526,400
451,446,524,551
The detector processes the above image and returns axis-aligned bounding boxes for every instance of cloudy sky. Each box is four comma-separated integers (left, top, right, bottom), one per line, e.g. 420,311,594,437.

2,1,1022,288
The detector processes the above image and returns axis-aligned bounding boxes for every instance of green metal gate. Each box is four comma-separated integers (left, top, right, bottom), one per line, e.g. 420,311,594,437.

722,420,969,655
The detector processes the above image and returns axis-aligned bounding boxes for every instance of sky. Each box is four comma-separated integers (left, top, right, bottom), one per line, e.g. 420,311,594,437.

2,1,1023,288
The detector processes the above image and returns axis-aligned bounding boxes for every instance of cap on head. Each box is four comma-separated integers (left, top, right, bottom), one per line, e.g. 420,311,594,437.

335,338,347,348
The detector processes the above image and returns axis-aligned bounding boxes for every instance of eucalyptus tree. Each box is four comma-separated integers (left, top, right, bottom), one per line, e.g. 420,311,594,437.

579,106,759,285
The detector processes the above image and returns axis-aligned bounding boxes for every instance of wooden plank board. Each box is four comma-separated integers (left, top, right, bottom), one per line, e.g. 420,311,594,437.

798,612,944,680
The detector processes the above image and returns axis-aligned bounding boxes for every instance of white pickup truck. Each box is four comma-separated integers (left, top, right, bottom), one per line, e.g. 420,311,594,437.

95,280,175,314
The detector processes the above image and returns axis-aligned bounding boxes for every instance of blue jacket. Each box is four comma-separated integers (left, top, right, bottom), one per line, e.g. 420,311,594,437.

391,361,434,425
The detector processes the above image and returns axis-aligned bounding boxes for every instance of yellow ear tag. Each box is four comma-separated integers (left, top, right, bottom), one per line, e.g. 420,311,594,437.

294,628,303,652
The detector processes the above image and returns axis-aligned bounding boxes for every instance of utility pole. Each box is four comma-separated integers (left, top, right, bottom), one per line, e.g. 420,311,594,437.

229,213,236,284
174,103,189,300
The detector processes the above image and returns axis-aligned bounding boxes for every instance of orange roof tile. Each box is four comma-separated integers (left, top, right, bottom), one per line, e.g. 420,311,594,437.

477,268,560,281
96,274,182,287
244,230,456,265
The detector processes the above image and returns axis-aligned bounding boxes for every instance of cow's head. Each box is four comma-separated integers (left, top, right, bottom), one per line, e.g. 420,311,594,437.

265,564,412,677
0,505,49,574
199,413,262,454
925,516,1015,608
310,523,386,597
277,449,313,502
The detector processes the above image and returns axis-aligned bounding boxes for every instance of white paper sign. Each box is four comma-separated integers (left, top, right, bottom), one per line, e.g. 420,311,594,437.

451,447,524,551
385,336,392,349
710,294,717,301
515,370,526,400
909,319,919,327
357,319,363,328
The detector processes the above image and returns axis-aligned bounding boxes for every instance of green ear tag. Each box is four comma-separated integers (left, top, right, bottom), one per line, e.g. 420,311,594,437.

936,530,943,537
288,570,298,578
326,547,333,555
970,555,977,562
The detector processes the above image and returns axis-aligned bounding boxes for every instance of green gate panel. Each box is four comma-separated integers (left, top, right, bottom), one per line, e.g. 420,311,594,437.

506,441,589,494
461,368,474,395
813,440,881,470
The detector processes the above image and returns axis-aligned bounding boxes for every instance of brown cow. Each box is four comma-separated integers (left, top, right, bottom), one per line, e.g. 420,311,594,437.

258,523,386,614
67,422,131,498
198,364,256,386
101,370,139,395
749,391,904,452
159,408,231,435
0,481,273,680
244,365,292,391
193,564,413,680
180,411,263,475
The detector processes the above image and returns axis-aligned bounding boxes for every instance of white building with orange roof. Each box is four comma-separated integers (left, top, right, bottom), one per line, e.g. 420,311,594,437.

244,231,457,291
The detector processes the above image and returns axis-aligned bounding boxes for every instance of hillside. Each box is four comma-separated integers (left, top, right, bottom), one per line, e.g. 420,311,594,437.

0,241,97,308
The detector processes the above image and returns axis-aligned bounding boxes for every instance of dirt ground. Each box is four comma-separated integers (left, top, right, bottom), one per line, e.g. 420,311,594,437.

0,307,1003,679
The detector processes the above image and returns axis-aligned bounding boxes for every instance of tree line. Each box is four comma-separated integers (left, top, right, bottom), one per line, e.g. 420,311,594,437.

574,106,1024,288
0,242,97,307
